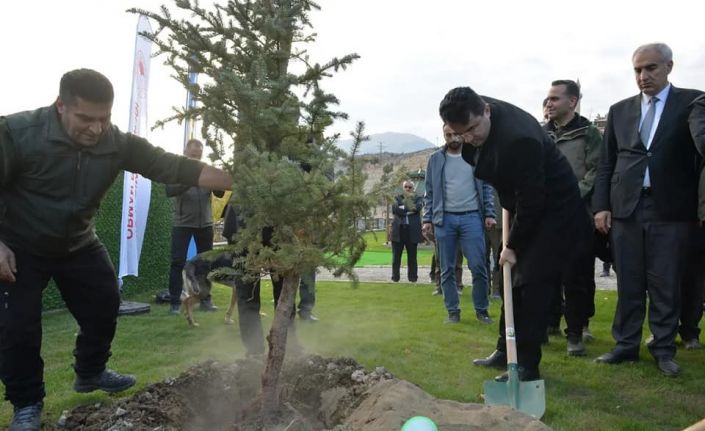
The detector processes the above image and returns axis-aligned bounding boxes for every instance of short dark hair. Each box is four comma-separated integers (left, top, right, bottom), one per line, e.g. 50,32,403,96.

551,80,580,100
186,138,203,148
439,87,485,124
59,69,114,105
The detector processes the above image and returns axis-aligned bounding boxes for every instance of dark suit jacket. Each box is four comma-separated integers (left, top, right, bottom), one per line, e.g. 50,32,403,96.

593,86,704,221
462,97,585,253
390,194,423,244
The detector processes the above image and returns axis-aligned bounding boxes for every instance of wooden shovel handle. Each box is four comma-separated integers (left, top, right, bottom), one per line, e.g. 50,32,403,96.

502,209,518,365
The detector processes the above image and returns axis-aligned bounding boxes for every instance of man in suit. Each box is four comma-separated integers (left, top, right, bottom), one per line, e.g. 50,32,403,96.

391,180,423,282
593,43,703,377
437,87,592,381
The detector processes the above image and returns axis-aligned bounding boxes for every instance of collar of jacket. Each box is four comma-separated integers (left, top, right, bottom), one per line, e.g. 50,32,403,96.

47,103,119,155
544,114,592,143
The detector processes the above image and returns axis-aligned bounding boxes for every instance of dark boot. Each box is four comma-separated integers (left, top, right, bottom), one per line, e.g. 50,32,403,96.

444,310,460,324
199,297,218,312
9,402,43,431
494,366,540,382
472,350,507,368
74,369,136,394
567,334,586,357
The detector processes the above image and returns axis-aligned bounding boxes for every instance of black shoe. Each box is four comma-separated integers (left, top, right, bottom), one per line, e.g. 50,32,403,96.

409,278,418,283
444,311,460,324
9,402,42,431
594,350,639,364
299,312,319,322
199,299,218,312
391,277,400,282
494,367,540,382
168,303,180,315
475,310,493,325
567,336,586,357
546,325,561,336
656,358,680,377
684,338,702,350
472,350,507,368
74,369,136,394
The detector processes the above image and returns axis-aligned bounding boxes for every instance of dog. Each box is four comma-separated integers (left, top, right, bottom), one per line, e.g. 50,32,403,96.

181,250,239,327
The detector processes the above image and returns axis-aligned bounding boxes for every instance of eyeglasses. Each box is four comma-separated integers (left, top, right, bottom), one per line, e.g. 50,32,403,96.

404,186,414,190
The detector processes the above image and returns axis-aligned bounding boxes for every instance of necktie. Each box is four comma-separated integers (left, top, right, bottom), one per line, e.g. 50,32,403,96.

640,96,659,146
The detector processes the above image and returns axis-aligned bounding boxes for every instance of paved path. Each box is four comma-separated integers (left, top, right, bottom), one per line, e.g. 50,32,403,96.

318,262,618,291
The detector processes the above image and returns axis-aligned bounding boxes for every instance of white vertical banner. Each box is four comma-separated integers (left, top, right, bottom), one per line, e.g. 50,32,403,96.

119,15,153,279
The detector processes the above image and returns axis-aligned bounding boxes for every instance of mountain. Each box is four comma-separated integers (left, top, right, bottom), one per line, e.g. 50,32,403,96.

335,132,435,155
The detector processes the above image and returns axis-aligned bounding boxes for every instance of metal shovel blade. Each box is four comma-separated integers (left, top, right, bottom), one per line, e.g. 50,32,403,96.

483,365,546,419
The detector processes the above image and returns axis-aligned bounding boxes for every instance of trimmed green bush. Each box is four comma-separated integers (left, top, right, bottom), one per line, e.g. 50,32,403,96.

42,174,173,310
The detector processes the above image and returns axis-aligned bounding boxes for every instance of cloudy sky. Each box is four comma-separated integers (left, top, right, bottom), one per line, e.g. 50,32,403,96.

1,0,704,154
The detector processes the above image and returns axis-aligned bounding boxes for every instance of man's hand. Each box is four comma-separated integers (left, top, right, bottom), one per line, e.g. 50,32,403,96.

485,217,497,230
422,222,433,236
499,247,516,267
0,241,17,283
198,165,233,192
594,210,612,234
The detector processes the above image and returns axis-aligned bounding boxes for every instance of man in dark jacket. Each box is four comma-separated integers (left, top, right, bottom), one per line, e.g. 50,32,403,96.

166,139,225,314
543,79,603,355
0,69,232,430
436,87,592,381
390,181,423,282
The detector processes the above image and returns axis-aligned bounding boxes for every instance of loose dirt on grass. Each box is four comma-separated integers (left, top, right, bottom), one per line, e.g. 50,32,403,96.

47,355,551,431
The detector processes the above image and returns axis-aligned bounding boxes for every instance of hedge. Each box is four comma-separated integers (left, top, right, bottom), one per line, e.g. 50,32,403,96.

42,174,173,310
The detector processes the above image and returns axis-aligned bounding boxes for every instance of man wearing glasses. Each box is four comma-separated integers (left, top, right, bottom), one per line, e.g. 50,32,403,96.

436,87,592,381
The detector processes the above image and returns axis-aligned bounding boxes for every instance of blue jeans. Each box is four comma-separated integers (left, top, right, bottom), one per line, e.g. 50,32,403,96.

435,211,489,313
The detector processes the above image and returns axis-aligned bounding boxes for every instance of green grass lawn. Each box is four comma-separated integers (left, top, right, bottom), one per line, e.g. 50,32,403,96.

357,230,434,266
3,281,704,430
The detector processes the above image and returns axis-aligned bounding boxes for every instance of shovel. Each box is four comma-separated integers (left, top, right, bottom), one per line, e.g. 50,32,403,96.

483,209,546,419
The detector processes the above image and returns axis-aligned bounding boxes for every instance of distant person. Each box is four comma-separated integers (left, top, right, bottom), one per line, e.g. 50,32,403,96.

166,139,225,315
593,43,703,377
543,79,603,354
434,86,592,382
391,181,423,282
0,68,232,430
423,125,496,324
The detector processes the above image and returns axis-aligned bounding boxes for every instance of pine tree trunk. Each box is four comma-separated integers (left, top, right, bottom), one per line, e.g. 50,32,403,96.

261,272,298,421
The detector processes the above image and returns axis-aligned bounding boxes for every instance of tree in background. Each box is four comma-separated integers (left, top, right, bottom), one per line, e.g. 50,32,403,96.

130,0,374,425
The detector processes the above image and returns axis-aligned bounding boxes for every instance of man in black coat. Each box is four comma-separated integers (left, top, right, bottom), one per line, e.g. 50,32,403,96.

593,43,703,377
438,87,592,381
390,181,423,282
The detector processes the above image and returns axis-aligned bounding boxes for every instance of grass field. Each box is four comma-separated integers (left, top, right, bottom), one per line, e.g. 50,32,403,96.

357,230,434,266
3,280,704,430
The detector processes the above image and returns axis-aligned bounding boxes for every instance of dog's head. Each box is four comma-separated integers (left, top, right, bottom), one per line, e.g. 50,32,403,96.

182,260,210,297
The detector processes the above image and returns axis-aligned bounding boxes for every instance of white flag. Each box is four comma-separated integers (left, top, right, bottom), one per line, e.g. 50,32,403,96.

119,15,153,279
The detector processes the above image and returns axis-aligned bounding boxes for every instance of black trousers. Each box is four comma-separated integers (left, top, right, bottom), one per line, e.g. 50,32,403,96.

0,246,120,407
391,225,418,281
236,272,315,355
611,194,691,359
168,226,214,305
547,225,596,338
678,226,705,342
494,206,592,371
